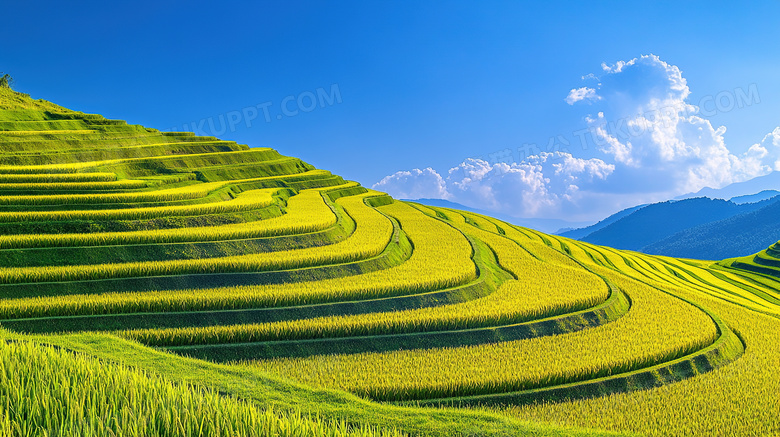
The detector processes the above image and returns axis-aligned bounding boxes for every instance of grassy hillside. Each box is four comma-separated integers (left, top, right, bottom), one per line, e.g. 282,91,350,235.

0,87,778,436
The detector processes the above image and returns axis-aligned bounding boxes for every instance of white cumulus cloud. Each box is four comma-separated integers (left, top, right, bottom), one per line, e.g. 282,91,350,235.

374,154,614,220
374,54,780,222
372,167,449,200
573,54,775,195
565,87,600,105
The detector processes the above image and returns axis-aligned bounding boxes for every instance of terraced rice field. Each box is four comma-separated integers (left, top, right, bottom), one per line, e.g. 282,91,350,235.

1,87,778,436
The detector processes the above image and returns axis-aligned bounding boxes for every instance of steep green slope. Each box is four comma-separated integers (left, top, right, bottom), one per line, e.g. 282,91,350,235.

0,87,625,437
0,87,778,437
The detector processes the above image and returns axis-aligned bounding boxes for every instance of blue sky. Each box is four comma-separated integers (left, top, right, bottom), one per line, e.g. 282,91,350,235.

3,1,779,221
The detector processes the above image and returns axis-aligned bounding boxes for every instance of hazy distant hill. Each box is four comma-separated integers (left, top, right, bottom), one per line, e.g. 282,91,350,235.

730,190,780,204
408,198,593,233
644,196,780,259
676,172,780,200
580,197,776,255
558,204,646,240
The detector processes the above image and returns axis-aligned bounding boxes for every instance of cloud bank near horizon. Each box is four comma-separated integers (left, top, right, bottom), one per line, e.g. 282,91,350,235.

374,54,780,222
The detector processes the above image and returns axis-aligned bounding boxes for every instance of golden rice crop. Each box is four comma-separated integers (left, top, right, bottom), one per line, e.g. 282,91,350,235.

253,268,718,402
36,139,239,155
0,180,228,205
435,227,780,436
124,206,608,347
564,238,780,316
0,168,334,206
709,266,780,309
0,200,475,318
518,230,780,321
0,189,337,249
244,206,718,401
467,215,585,270
0,192,391,284
509,255,780,437
0,98,776,437
0,179,148,191
0,129,93,135
0,172,117,183
0,187,277,223
0,148,279,173
121,210,608,346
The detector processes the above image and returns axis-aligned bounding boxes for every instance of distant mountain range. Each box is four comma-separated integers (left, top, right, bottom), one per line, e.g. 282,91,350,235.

577,196,777,256
557,204,646,240
412,171,780,260
730,190,780,204
560,182,780,260
643,198,780,260
676,171,780,200
405,199,593,234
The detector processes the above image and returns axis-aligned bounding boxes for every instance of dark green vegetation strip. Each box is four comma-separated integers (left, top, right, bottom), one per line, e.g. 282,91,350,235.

726,260,780,279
